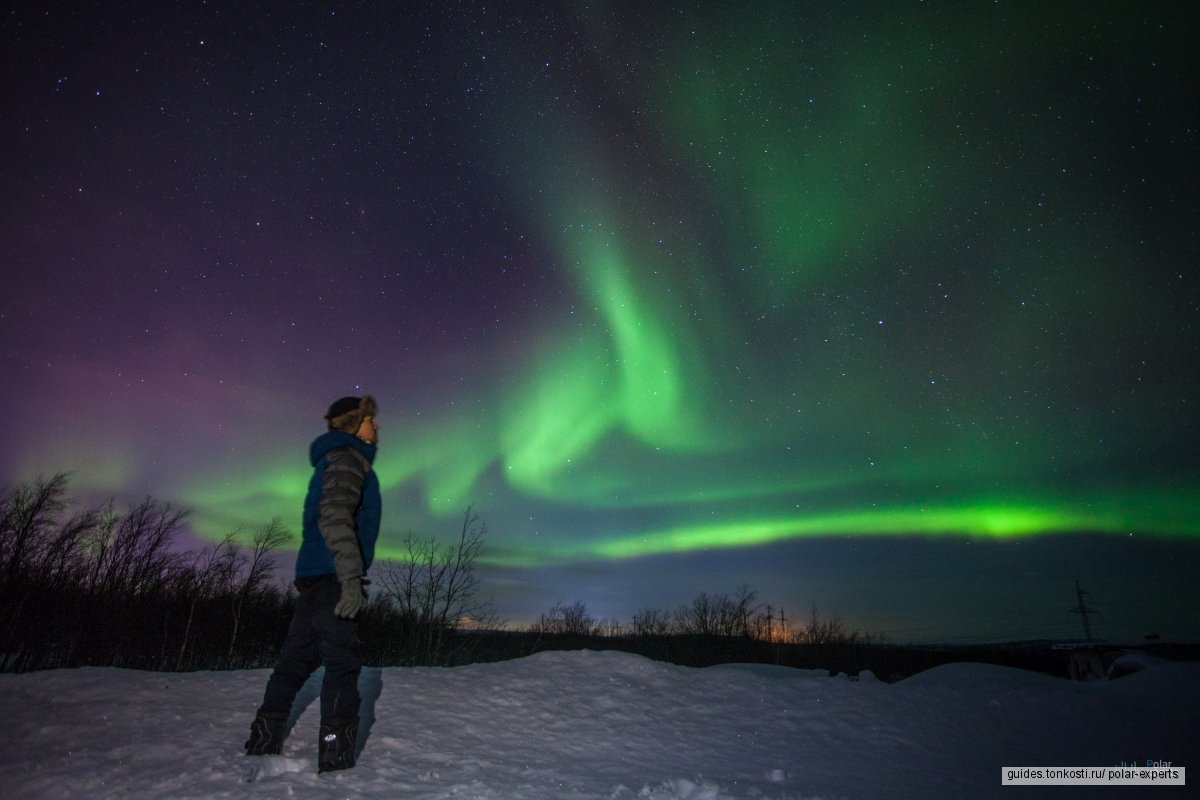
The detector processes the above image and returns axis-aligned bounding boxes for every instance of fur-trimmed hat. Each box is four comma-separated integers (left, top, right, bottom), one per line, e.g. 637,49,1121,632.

325,394,378,433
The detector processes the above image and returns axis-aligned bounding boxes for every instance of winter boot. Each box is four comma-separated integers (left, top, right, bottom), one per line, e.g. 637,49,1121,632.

244,711,288,755
317,718,358,773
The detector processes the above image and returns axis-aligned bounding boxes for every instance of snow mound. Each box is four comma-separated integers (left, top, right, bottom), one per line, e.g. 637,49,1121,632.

704,662,832,680
897,660,1071,691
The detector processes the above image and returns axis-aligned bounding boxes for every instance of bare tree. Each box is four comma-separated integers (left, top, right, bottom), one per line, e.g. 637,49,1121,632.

175,532,238,670
669,586,761,639
595,617,624,637
0,474,90,670
0,473,70,592
85,497,188,598
531,600,597,636
36,506,97,587
430,507,487,655
675,591,719,635
632,606,671,637
373,507,492,664
227,519,292,666
727,584,760,639
375,534,425,621
798,603,862,645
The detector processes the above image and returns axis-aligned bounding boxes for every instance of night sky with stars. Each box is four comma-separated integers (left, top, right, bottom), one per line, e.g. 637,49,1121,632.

3,2,1197,643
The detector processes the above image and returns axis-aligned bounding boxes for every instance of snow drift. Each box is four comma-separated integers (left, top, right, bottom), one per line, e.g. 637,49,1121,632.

1,649,1195,799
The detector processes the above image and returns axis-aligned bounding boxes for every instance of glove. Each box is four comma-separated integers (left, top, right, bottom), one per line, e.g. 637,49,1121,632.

334,577,364,619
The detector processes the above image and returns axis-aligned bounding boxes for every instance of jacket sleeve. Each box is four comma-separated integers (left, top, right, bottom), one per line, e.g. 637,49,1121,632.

317,447,369,582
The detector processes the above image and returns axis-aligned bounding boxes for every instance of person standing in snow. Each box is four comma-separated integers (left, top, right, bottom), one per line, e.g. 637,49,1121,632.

245,395,381,773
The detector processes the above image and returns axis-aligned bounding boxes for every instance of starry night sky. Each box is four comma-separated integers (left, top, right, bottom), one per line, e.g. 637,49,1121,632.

3,1,1197,642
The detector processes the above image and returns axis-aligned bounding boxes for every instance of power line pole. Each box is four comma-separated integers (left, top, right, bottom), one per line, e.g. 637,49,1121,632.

1068,579,1099,642
776,607,787,664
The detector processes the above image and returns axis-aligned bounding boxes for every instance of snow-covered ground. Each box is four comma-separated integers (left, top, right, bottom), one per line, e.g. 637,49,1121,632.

1,649,1195,799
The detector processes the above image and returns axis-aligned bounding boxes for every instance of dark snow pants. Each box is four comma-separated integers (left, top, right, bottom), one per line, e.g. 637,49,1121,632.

258,574,363,723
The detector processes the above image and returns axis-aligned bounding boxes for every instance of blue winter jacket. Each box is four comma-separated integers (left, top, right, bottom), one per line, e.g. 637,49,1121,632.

295,431,381,580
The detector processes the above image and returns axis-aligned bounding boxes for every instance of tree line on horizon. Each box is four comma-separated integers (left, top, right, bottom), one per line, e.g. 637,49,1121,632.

1,473,871,674
529,592,873,648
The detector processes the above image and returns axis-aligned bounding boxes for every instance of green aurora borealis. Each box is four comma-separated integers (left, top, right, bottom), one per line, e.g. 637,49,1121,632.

4,2,1197,638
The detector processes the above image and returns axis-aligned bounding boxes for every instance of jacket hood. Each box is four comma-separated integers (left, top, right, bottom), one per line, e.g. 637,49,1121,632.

309,430,377,466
